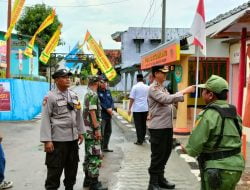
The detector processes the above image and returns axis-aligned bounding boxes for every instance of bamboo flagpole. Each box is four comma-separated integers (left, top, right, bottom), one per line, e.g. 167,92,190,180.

193,46,200,129
190,0,206,129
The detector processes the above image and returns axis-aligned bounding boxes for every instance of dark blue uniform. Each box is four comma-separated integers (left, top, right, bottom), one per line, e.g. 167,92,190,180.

98,89,114,151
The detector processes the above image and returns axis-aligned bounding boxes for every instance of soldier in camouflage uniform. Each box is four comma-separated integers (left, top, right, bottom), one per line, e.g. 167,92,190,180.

82,75,108,190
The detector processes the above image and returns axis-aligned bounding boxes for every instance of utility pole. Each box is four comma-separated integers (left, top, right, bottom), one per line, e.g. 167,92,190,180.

161,0,166,44
6,0,11,78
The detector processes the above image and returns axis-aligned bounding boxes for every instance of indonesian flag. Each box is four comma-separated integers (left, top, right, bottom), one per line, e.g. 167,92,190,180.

190,0,206,56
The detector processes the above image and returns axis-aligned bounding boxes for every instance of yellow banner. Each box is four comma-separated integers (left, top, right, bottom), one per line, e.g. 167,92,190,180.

91,63,99,75
4,0,25,40
24,10,56,58
39,24,61,64
84,31,117,81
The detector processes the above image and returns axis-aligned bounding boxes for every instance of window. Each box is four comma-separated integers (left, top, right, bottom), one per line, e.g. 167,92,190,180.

133,39,144,53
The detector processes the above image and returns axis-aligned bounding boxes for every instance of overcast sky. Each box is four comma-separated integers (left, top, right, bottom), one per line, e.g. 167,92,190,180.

0,0,248,52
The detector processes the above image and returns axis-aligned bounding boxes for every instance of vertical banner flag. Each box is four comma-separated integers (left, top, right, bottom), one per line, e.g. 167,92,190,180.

84,31,117,81
91,63,99,75
24,10,55,58
39,24,62,64
4,0,26,40
190,0,206,56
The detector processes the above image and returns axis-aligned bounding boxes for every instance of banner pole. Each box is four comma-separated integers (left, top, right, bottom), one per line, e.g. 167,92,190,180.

192,46,200,130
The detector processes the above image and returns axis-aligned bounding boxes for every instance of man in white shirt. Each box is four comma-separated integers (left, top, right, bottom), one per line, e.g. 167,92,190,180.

128,74,149,145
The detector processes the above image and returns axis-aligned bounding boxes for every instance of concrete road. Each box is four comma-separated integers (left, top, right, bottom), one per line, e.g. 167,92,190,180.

0,85,200,190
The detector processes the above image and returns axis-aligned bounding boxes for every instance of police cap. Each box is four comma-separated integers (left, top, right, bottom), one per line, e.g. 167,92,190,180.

197,75,229,94
52,69,72,79
152,65,169,74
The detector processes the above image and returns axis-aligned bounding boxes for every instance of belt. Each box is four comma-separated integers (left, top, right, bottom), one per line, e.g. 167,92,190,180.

200,148,241,161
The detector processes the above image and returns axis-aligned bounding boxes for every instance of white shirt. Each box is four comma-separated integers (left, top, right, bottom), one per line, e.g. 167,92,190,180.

129,82,149,112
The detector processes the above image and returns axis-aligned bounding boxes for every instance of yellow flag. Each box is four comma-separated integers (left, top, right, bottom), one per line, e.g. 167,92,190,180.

84,31,117,81
39,24,61,64
4,0,26,40
91,63,99,75
24,10,56,58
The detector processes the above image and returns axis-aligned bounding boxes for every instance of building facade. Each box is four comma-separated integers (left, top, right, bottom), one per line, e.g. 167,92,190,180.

0,31,40,79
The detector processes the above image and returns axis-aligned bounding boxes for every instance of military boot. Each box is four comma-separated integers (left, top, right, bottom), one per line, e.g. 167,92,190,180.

147,175,160,190
83,171,90,187
89,177,108,190
158,174,175,189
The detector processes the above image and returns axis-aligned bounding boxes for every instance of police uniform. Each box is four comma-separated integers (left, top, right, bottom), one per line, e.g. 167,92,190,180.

40,69,84,190
185,75,245,190
98,80,114,151
147,65,184,190
82,76,107,190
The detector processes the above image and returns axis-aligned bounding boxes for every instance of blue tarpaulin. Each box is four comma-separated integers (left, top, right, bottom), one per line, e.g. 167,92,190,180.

0,79,49,121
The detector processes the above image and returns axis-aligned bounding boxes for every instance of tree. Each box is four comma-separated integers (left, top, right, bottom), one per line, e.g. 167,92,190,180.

15,4,62,77
15,3,62,50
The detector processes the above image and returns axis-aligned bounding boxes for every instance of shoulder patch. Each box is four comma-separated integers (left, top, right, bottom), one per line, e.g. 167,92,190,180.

43,96,48,106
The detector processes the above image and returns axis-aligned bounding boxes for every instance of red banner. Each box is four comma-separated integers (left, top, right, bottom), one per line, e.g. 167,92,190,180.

0,82,11,111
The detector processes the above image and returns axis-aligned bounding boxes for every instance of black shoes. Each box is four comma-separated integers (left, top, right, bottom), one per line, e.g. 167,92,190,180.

89,182,108,190
158,178,175,189
134,141,143,145
83,176,90,187
102,149,113,152
147,184,160,190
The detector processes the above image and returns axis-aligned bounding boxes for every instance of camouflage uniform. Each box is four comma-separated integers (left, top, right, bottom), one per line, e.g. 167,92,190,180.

83,87,102,178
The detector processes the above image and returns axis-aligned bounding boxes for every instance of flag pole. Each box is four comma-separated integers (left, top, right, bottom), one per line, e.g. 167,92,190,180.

193,46,200,129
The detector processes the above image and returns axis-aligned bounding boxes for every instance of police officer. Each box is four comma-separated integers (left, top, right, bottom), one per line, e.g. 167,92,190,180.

98,76,114,152
185,75,245,190
40,69,84,190
82,76,108,190
147,65,195,190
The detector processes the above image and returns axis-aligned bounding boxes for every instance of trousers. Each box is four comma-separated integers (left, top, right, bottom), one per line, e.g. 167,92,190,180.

101,118,112,149
45,140,79,190
133,112,148,143
148,128,173,176
202,169,242,190
0,144,5,183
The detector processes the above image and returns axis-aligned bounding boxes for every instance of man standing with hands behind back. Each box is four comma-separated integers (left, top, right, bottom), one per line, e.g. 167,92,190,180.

40,69,84,190
98,76,114,152
147,65,195,190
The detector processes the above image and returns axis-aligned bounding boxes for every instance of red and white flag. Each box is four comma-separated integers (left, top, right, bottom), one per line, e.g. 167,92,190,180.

190,0,206,56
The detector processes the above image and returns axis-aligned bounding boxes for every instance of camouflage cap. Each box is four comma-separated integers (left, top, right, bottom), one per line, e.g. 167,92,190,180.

197,75,229,94
88,75,99,84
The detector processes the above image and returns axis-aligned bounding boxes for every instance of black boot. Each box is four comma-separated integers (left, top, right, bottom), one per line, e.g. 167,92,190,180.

158,174,175,189
89,177,108,190
83,171,90,187
147,175,160,190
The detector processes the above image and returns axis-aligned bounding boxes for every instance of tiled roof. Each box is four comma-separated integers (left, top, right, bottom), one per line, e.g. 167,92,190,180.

206,1,250,28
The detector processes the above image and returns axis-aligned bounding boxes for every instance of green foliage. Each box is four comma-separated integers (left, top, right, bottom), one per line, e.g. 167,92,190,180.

80,64,91,80
15,4,62,50
111,91,126,103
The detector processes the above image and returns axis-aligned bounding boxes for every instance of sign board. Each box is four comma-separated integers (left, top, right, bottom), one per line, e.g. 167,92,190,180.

0,82,11,111
141,41,180,70
0,40,7,68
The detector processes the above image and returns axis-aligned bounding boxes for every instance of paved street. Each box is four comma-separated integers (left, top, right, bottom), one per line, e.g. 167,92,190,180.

0,85,199,190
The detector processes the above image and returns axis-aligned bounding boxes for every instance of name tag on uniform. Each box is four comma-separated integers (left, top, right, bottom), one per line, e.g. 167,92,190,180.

57,100,67,106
